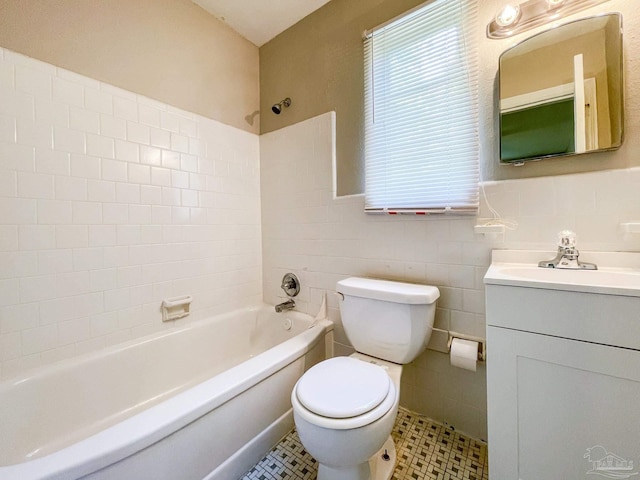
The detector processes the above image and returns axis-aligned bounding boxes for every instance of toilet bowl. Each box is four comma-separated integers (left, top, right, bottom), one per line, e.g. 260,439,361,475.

291,354,401,480
291,277,440,480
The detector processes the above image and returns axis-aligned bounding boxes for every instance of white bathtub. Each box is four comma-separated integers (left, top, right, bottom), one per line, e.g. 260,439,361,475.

0,305,333,480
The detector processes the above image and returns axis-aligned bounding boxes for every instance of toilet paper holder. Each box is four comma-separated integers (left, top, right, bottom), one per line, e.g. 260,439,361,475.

447,332,486,361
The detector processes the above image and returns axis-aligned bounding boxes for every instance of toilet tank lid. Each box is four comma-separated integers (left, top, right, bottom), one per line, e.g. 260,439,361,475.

337,277,440,304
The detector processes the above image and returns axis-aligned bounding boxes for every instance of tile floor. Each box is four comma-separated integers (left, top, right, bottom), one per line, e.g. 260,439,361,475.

241,407,488,480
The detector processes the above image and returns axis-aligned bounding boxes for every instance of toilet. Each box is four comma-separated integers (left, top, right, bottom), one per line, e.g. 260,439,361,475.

291,277,440,480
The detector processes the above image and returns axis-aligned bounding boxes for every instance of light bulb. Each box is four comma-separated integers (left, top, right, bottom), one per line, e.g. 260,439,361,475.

495,4,521,28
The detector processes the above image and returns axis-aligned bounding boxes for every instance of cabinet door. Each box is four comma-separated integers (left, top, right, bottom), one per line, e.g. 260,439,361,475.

487,326,640,480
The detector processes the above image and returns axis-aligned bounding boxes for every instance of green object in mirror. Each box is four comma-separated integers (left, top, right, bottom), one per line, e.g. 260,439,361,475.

499,13,623,164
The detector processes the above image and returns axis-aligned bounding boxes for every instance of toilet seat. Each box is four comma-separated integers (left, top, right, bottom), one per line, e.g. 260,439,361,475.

297,357,390,418
292,357,397,430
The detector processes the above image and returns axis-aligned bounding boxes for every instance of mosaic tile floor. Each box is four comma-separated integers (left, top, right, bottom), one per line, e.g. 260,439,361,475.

241,407,488,480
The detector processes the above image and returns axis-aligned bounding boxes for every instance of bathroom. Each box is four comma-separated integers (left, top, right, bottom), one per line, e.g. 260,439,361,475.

0,0,639,478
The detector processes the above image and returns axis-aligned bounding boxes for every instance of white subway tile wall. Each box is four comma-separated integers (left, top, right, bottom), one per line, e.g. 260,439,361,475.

0,48,262,380
3,48,640,441
260,112,640,440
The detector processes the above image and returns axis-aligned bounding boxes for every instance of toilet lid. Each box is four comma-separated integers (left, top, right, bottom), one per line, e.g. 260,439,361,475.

295,357,391,418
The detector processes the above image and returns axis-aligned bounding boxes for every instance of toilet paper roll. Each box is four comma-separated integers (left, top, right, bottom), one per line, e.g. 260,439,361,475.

450,338,478,372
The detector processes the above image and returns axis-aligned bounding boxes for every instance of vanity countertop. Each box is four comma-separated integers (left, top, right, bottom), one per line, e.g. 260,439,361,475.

485,250,640,297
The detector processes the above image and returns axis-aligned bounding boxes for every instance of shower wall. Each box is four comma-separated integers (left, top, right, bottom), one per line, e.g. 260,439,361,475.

0,49,262,379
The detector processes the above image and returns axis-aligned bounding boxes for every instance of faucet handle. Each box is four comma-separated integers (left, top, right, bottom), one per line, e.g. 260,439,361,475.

280,273,300,297
558,230,577,248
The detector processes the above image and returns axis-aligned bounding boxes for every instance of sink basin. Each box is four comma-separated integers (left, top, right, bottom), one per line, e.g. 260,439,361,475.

485,250,640,296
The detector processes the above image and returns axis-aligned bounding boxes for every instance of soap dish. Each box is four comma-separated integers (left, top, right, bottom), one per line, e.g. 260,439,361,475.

162,295,193,321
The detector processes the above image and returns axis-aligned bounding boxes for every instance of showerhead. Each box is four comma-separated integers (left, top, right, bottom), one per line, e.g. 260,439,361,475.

272,97,291,115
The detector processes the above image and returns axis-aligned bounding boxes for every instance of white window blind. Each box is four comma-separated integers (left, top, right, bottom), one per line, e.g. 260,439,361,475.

364,0,479,214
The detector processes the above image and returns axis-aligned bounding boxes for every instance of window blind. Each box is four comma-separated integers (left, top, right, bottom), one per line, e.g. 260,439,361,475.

364,0,479,214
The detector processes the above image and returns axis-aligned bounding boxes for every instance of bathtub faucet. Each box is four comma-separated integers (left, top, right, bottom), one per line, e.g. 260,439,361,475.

275,299,295,313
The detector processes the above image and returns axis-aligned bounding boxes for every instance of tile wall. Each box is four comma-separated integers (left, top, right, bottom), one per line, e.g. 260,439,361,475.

260,112,640,440
0,48,262,379
3,46,640,440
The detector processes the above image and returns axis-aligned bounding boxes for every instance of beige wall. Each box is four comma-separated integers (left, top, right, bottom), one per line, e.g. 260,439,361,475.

501,29,612,148
0,0,259,134
260,0,640,188
500,31,606,98
259,0,426,196
605,15,624,143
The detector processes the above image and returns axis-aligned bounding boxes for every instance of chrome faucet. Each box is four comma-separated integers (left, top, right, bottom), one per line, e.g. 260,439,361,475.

275,299,295,312
281,273,300,297
538,230,597,270
275,273,299,312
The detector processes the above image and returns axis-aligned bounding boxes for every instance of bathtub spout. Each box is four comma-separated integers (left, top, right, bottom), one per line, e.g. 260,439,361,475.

275,300,295,313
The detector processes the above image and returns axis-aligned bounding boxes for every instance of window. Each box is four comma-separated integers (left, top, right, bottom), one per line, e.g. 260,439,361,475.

364,0,479,214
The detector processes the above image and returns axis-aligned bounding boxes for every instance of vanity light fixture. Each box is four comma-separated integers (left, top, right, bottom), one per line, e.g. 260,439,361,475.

487,0,610,39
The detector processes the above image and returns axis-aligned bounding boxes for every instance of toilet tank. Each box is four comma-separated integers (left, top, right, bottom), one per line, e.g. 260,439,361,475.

336,277,440,364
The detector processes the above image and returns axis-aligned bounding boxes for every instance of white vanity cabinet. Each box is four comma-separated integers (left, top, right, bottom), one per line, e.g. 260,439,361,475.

484,250,640,480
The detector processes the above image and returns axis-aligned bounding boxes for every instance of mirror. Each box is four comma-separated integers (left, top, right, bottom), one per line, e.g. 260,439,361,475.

499,13,623,164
